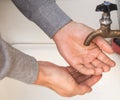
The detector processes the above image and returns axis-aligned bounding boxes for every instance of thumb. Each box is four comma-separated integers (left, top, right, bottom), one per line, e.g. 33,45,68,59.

76,85,92,95
93,36,114,54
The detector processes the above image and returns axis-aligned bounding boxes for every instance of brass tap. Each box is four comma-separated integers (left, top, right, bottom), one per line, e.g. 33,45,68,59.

84,1,119,46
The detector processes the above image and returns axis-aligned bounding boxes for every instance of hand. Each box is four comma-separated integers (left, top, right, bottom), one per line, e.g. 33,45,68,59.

35,61,102,97
53,21,115,75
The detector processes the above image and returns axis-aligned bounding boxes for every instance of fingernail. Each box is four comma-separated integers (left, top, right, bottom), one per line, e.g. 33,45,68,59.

103,67,110,72
111,62,116,67
87,88,92,93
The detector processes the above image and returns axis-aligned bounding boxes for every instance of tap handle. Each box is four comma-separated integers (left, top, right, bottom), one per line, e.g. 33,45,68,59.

96,1,117,13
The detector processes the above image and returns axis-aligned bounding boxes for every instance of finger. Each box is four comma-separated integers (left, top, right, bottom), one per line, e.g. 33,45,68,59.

84,63,94,69
82,74,102,87
67,67,91,80
74,64,95,75
97,52,115,67
92,59,110,72
67,66,78,74
93,36,114,54
77,75,92,83
84,63,103,75
72,72,82,79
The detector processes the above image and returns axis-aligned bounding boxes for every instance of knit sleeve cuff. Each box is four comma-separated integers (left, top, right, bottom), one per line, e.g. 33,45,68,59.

31,2,72,38
0,37,39,84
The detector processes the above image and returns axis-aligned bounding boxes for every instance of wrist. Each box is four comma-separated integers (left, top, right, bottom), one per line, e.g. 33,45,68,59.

34,61,56,87
34,61,47,85
53,21,75,42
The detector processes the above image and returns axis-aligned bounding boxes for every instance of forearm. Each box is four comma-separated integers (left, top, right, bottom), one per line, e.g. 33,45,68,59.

11,0,72,38
0,37,39,83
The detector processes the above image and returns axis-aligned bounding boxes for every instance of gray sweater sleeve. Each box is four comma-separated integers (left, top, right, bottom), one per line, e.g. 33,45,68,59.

11,0,72,38
0,37,39,84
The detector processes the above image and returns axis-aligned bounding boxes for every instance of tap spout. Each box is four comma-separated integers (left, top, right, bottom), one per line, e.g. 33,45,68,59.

108,30,120,38
84,30,103,46
84,29,120,46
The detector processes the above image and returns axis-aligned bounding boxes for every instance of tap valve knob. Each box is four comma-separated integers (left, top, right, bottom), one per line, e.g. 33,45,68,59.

96,1,117,13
